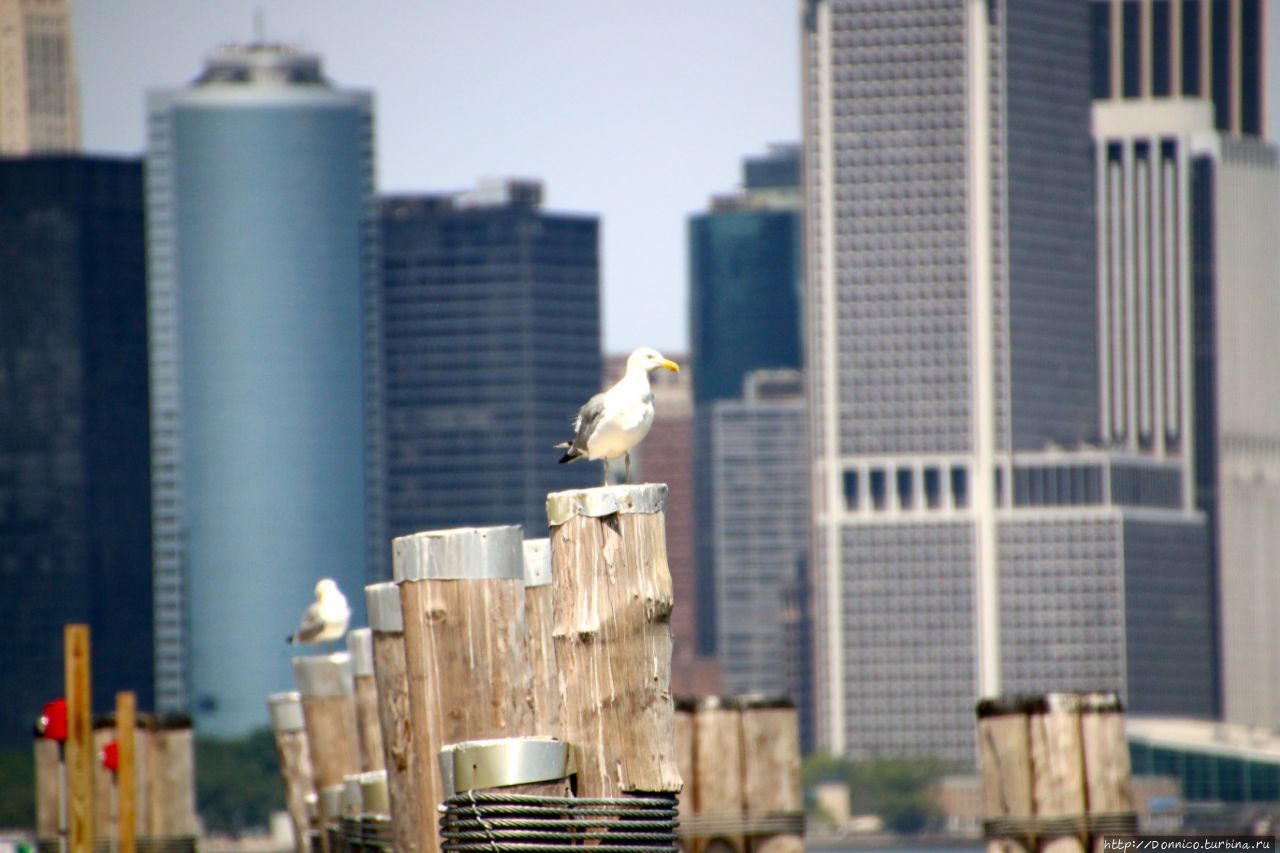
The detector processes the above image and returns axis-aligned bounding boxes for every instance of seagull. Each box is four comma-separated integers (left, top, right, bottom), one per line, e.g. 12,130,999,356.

557,347,681,485
285,578,351,645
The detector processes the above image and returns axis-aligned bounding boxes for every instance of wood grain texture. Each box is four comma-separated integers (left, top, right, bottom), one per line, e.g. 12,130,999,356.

550,507,681,797
741,705,803,853
116,693,136,853
300,693,360,851
978,712,1033,853
1030,704,1086,853
400,575,533,849
149,726,198,836
34,738,59,840
1082,705,1133,853
65,624,93,853
694,704,745,853
272,728,314,853
674,708,695,815
353,674,386,773
524,582,560,738
372,629,421,853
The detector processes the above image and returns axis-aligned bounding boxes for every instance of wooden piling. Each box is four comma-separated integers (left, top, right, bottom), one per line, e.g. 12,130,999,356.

395,524,540,846
977,697,1034,853
116,692,137,853
147,716,198,839
92,716,115,842
347,628,386,773
65,624,93,853
1080,692,1134,852
674,697,696,818
365,581,420,853
522,538,560,736
293,652,360,853
34,736,59,841
546,484,681,798
739,696,803,853
694,697,745,853
268,691,315,853
1030,694,1086,853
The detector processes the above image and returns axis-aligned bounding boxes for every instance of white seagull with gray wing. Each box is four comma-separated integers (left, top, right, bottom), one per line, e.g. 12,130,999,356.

557,347,681,485
285,578,351,644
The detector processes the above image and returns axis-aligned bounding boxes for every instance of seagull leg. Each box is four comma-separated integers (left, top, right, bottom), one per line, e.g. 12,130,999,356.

602,460,609,487
624,452,632,484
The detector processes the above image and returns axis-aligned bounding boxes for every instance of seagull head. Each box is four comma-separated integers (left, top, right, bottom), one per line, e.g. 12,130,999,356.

628,347,680,375
315,578,340,599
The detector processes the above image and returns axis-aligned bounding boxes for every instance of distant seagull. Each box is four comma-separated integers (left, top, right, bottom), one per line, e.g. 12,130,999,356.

285,578,351,645
557,347,681,485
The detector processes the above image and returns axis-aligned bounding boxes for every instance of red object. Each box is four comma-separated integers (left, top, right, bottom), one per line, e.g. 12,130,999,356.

38,699,67,742
100,740,119,772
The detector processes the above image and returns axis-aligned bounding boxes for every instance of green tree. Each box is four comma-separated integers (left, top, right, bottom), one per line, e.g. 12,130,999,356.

802,752,948,834
195,727,284,835
0,747,35,828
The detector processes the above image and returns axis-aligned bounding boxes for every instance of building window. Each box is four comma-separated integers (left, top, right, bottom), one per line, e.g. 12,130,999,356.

924,467,941,509
897,468,914,511
950,466,968,509
844,469,859,510
870,469,887,511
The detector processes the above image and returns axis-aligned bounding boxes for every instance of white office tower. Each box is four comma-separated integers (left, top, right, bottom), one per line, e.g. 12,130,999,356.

803,0,1214,762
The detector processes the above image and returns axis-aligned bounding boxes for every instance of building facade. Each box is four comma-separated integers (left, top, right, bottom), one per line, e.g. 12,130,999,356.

689,145,805,661
146,44,377,732
0,157,151,744
0,0,79,154
804,0,1214,762
378,180,600,544
1090,0,1280,727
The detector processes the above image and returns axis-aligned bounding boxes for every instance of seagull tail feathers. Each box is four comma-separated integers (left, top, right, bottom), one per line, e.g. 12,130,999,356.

555,440,581,464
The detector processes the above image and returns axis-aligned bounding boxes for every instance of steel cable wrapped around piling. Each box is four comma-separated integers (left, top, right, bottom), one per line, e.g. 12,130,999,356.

439,792,680,852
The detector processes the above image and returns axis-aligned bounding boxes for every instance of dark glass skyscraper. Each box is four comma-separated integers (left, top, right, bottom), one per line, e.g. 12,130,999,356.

0,156,153,745
379,180,601,542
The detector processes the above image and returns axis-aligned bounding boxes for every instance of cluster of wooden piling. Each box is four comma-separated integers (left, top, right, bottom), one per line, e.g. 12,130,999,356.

272,484,729,851
34,625,198,853
672,696,804,853
977,692,1136,853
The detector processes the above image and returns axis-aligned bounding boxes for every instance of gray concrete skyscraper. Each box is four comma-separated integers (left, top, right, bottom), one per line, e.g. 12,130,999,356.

0,0,79,154
378,180,600,543
146,44,377,733
804,0,1214,761
1089,0,1280,729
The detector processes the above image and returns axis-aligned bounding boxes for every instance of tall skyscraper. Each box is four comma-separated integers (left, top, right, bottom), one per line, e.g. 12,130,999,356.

0,0,79,154
804,0,1214,762
146,44,377,733
378,179,600,542
689,145,804,660
707,369,809,703
1089,0,1280,728
0,157,151,745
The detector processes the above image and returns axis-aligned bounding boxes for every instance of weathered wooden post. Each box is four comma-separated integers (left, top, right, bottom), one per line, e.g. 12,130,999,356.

34,734,60,843
546,484,682,799
522,538,560,735
65,624,93,853
1030,694,1087,853
293,652,360,853
365,581,420,853
694,697,745,853
740,696,804,853
347,628,386,773
116,692,137,853
147,715,198,841
92,716,115,842
395,524,539,848
268,691,315,853
1080,692,1134,851
674,696,696,818
977,697,1034,853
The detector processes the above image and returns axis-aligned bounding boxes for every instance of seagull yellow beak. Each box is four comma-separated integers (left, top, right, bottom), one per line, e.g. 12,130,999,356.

661,359,680,373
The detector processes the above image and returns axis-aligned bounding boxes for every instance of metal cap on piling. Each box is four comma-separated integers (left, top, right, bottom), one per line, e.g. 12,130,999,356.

393,525,525,582
365,582,402,634
320,784,344,824
438,737,572,799
266,691,306,733
292,652,354,698
358,770,389,814
522,538,551,588
347,629,374,678
341,775,363,818
545,483,668,527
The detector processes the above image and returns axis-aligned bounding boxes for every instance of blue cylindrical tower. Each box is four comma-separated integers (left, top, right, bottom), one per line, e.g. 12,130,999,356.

146,44,375,734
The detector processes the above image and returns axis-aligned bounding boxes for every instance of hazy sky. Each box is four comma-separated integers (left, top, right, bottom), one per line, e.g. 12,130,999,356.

73,1,802,356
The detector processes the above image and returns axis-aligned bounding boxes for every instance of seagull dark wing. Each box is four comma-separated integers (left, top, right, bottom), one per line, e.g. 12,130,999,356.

560,393,607,461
